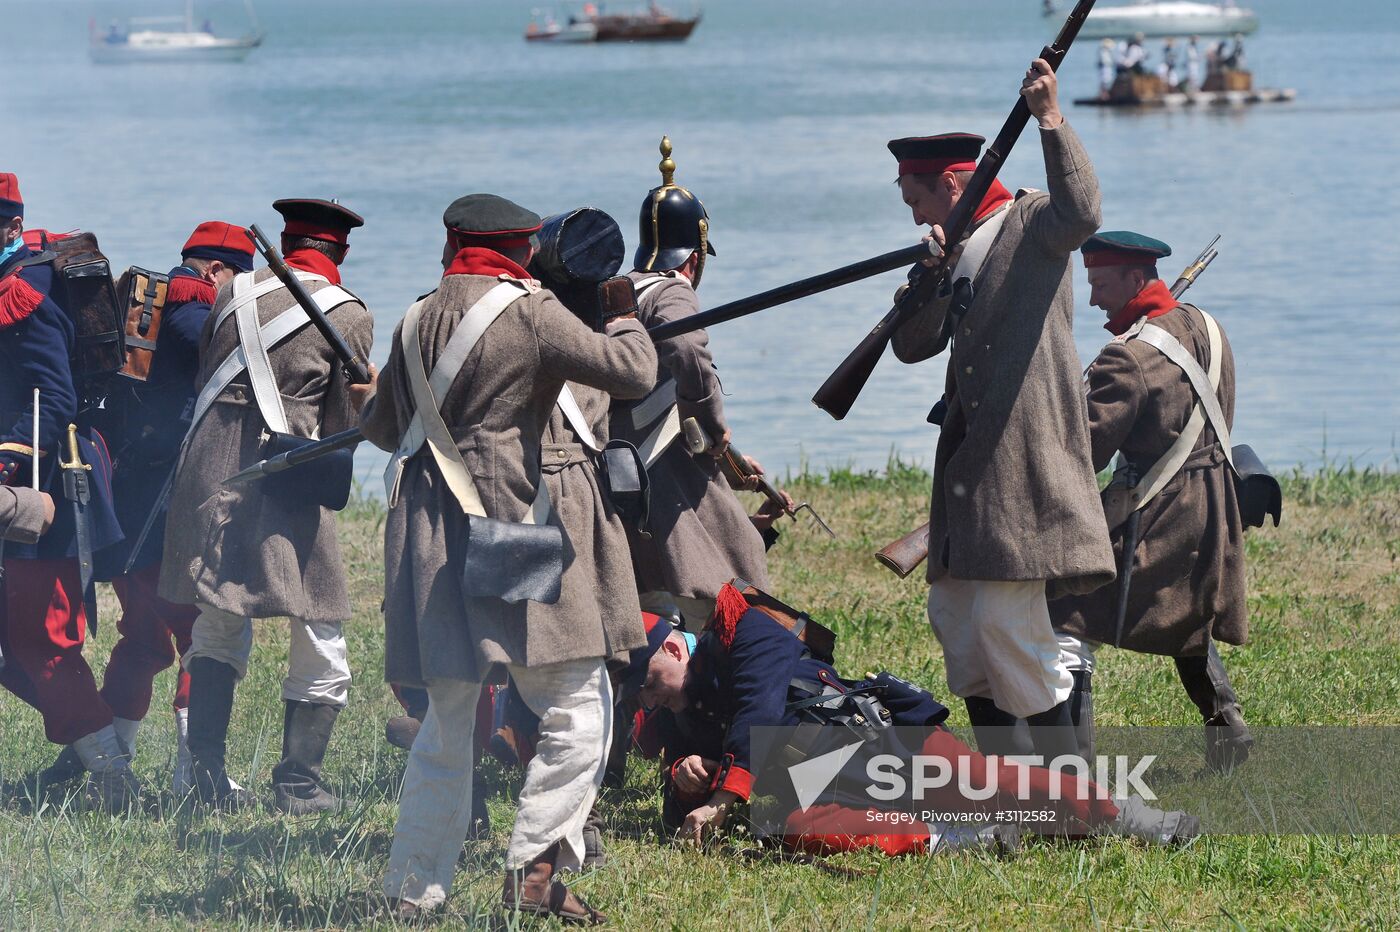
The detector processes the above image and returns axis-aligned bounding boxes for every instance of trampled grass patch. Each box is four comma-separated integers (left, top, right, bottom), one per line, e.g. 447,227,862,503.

2,467,1398,928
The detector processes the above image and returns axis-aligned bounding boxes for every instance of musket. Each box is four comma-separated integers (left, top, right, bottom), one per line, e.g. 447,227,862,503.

647,242,935,342
222,426,364,487
248,224,372,385
681,417,835,538
873,235,1223,579
811,0,1100,420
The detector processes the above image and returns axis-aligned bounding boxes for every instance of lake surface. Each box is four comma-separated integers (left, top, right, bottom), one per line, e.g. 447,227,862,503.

6,0,1398,486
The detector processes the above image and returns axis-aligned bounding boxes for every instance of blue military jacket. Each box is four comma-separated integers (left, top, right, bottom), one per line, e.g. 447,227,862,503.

94,265,212,576
647,607,949,817
0,243,122,561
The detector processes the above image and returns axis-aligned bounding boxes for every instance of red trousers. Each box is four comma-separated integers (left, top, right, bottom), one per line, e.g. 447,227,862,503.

784,727,1121,856
99,561,196,720
0,558,113,744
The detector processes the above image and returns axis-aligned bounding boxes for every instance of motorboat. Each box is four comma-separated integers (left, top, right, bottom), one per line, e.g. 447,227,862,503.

90,0,263,63
525,3,700,44
525,11,599,42
1070,2,1259,40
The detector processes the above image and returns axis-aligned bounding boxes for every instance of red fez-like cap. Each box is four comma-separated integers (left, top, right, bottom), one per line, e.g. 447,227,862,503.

0,173,23,219
182,221,256,272
887,133,985,178
273,198,364,246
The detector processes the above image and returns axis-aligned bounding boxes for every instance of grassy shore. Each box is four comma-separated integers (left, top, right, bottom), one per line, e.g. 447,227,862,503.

2,464,1398,929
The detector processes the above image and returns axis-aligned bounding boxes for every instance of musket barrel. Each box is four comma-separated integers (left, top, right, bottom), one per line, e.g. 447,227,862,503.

249,224,372,385
647,242,931,341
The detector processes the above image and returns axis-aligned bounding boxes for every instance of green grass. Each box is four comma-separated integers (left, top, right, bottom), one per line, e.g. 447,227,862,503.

3,465,1399,929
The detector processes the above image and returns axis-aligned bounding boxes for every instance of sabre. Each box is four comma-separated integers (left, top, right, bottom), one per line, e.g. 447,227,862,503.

681,417,836,538
59,423,97,633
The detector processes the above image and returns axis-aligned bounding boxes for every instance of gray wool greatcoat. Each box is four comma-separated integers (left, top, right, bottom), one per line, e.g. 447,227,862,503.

893,122,1115,599
0,486,46,544
610,270,771,601
1051,304,1246,657
359,273,656,686
158,267,373,624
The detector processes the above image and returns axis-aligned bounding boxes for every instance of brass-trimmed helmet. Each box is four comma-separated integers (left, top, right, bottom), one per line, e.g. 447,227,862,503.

634,136,716,286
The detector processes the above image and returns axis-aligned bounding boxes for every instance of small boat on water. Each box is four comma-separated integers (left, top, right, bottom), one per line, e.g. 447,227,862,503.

1075,69,1293,108
524,2,700,44
525,11,599,43
90,0,263,64
1069,1,1259,40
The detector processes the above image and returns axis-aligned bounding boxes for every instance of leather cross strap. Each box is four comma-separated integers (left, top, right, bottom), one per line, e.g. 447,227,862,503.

394,284,550,526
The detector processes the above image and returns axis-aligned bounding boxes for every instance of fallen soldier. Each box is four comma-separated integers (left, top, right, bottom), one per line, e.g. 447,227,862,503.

619,584,1200,856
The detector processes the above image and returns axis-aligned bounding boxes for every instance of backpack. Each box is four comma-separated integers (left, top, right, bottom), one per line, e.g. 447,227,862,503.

112,266,170,383
17,231,126,395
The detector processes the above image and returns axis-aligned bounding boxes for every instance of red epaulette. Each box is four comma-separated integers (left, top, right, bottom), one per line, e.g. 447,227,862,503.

165,275,217,307
712,582,750,650
0,273,44,328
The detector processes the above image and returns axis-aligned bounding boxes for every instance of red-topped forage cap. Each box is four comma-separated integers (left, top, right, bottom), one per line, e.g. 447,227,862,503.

617,613,677,703
181,221,256,272
887,133,986,178
443,193,543,250
272,198,364,246
0,173,23,220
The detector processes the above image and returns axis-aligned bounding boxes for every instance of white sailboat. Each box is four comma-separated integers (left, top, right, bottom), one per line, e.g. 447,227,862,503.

1069,2,1259,40
90,0,264,64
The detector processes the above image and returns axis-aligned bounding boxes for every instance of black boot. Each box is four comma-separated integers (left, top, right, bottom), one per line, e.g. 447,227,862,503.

186,657,257,810
469,769,492,840
1026,699,1082,770
38,745,86,788
1068,669,1095,765
1175,641,1253,772
271,700,344,815
964,697,1034,757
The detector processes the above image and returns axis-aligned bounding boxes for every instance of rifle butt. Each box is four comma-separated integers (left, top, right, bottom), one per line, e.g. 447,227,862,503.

874,521,930,578
811,309,899,419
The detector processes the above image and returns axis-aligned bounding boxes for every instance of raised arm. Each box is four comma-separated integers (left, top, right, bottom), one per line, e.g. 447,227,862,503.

1023,121,1102,257
534,292,657,401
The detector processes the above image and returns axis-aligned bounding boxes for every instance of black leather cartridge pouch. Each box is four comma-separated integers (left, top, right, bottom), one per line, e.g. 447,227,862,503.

598,438,650,535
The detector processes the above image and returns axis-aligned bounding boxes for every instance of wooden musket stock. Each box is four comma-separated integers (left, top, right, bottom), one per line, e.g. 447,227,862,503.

811,0,1100,420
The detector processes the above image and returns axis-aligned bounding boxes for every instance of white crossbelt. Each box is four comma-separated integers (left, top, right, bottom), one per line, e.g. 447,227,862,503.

555,384,600,453
388,282,550,528
951,199,1013,286
1107,307,1228,525
187,270,355,437
629,272,687,468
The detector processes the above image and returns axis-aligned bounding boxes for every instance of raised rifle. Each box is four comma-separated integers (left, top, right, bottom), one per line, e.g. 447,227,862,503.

811,0,1100,420
873,235,1222,579
681,417,835,538
248,224,372,385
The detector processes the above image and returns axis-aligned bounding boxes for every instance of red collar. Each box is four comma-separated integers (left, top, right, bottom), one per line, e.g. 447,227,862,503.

285,248,341,285
443,246,533,280
1105,279,1177,335
973,180,1013,222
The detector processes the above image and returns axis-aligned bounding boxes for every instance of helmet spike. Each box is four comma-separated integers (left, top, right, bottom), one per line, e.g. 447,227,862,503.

658,136,676,189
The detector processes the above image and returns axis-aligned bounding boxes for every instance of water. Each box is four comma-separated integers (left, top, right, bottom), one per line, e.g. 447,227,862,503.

5,0,1399,485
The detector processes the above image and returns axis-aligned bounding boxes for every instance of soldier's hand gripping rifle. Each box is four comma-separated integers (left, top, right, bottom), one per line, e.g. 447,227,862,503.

249,224,372,385
810,0,1099,420
873,235,1222,579
681,418,836,538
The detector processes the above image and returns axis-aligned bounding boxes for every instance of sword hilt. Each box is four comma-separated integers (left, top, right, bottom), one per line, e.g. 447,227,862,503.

58,424,90,472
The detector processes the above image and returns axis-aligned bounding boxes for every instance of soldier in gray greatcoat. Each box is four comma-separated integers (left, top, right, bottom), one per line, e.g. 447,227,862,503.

1051,231,1252,771
888,59,1115,763
159,199,374,812
363,195,655,924
612,138,772,631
